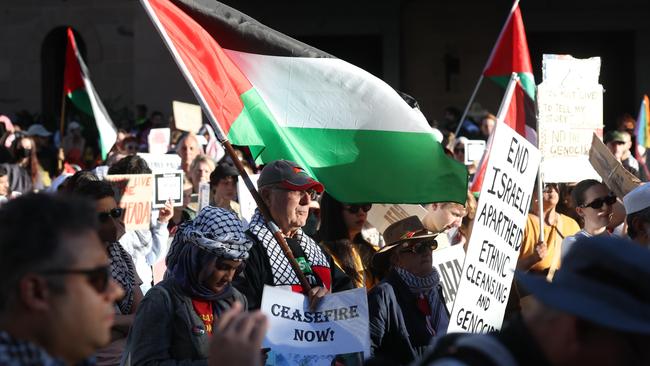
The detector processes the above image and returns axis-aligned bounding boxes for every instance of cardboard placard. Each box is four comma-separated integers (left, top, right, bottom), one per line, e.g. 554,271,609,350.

537,54,603,183
448,121,541,333
261,286,369,365
588,133,641,198
153,171,184,208
148,128,171,154
105,174,154,231
366,204,428,234
173,100,202,133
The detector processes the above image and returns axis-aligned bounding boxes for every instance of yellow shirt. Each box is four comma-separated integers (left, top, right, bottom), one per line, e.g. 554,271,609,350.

519,213,580,273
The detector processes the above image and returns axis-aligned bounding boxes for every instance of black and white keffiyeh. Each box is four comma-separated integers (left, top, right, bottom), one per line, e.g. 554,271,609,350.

248,210,329,286
166,206,253,270
395,266,449,336
107,241,136,315
0,331,94,366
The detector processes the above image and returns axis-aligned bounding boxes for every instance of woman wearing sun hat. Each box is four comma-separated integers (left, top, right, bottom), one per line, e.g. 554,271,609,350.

368,216,449,365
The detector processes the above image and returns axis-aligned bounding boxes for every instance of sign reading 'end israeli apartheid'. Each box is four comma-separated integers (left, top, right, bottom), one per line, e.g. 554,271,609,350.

261,286,369,365
448,122,541,333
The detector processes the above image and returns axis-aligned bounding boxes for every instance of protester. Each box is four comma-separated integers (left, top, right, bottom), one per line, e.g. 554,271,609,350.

561,179,615,258
107,155,172,294
623,183,650,247
604,130,643,180
416,236,650,366
26,123,57,180
62,121,86,167
127,207,252,365
235,160,353,310
190,154,216,193
518,182,580,276
169,175,196,230
176,132,202,175
479,113,496,140
317,192,382,289
421,200,466,251
368,216,449,365
209,161,241,215
449,190,477,250
73,180,143,366
0,194,123,365
3,134,45,193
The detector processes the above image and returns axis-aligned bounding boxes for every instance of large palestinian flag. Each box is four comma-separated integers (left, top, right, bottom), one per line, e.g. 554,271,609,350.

63,27,117,159
141,0,467,204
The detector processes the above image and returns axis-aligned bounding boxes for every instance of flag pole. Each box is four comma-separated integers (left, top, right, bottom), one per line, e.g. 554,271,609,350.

57,90,66,174
139,0,312,294
453,75,484,137
454,0,521,138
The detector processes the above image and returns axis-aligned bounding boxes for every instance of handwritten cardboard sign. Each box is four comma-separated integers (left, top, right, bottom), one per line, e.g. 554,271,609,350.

148,128,171,155
366,204,428,234
173,100,202,133
105,174,153,231
588,133,641,198
448,121,541,333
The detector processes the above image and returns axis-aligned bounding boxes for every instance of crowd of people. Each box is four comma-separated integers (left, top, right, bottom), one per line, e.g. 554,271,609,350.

0,104,649,366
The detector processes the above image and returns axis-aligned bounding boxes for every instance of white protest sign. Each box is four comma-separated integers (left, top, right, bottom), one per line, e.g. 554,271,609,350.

449,121,541,333
464,140,486,165
138,153,181,172
432,245,465,310
367,204,428,234
261,286,369,366
152,171,184,208
238,174,260,222
537,54,603,182
173,100,202,133
148,128,171,155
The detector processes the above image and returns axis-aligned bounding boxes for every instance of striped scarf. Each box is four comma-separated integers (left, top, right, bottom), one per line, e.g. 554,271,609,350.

395,266,449,336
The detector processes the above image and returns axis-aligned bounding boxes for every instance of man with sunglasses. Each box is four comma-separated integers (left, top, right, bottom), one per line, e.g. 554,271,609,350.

236,160,353,310
367,216,449,365
0,193,124,365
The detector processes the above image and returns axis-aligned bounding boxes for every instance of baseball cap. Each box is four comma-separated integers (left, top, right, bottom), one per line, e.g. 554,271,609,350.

257,160,324,192
604,130,629,144
26,124,52,137
517,236,650,334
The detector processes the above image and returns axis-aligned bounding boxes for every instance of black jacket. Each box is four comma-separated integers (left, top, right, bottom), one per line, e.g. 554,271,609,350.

368,269,448,365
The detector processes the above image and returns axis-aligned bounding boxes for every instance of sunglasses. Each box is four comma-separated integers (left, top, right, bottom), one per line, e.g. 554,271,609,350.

398,239,437,254
581,194,617,209
98,207,124,223
40,265,111,293
275,188,318,201
344,204,372,214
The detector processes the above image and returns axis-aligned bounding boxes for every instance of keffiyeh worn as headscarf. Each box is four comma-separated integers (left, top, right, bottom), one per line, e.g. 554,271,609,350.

165,206,253,300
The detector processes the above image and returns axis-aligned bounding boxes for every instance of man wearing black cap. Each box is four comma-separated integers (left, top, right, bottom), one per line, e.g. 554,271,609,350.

415,236,650,366
235,160,353,310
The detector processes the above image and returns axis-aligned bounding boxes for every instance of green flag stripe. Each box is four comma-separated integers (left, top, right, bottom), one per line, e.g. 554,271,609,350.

67,89,93,117
489,72,535,100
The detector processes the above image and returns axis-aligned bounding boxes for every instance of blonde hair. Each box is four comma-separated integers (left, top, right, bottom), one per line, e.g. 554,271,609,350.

189,154,216,175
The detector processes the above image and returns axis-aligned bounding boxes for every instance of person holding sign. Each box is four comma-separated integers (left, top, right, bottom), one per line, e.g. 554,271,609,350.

416,236,650,366
561,179,616,259
126,207,253,365
368,216,449,365
517,183,580,276
235,160,353,310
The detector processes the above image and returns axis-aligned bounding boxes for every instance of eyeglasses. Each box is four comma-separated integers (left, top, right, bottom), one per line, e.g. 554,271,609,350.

97,207,124,223
274,187,318,201
40,265,111,293
344,204,372,214
398,239,437,254
581,194,617,209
